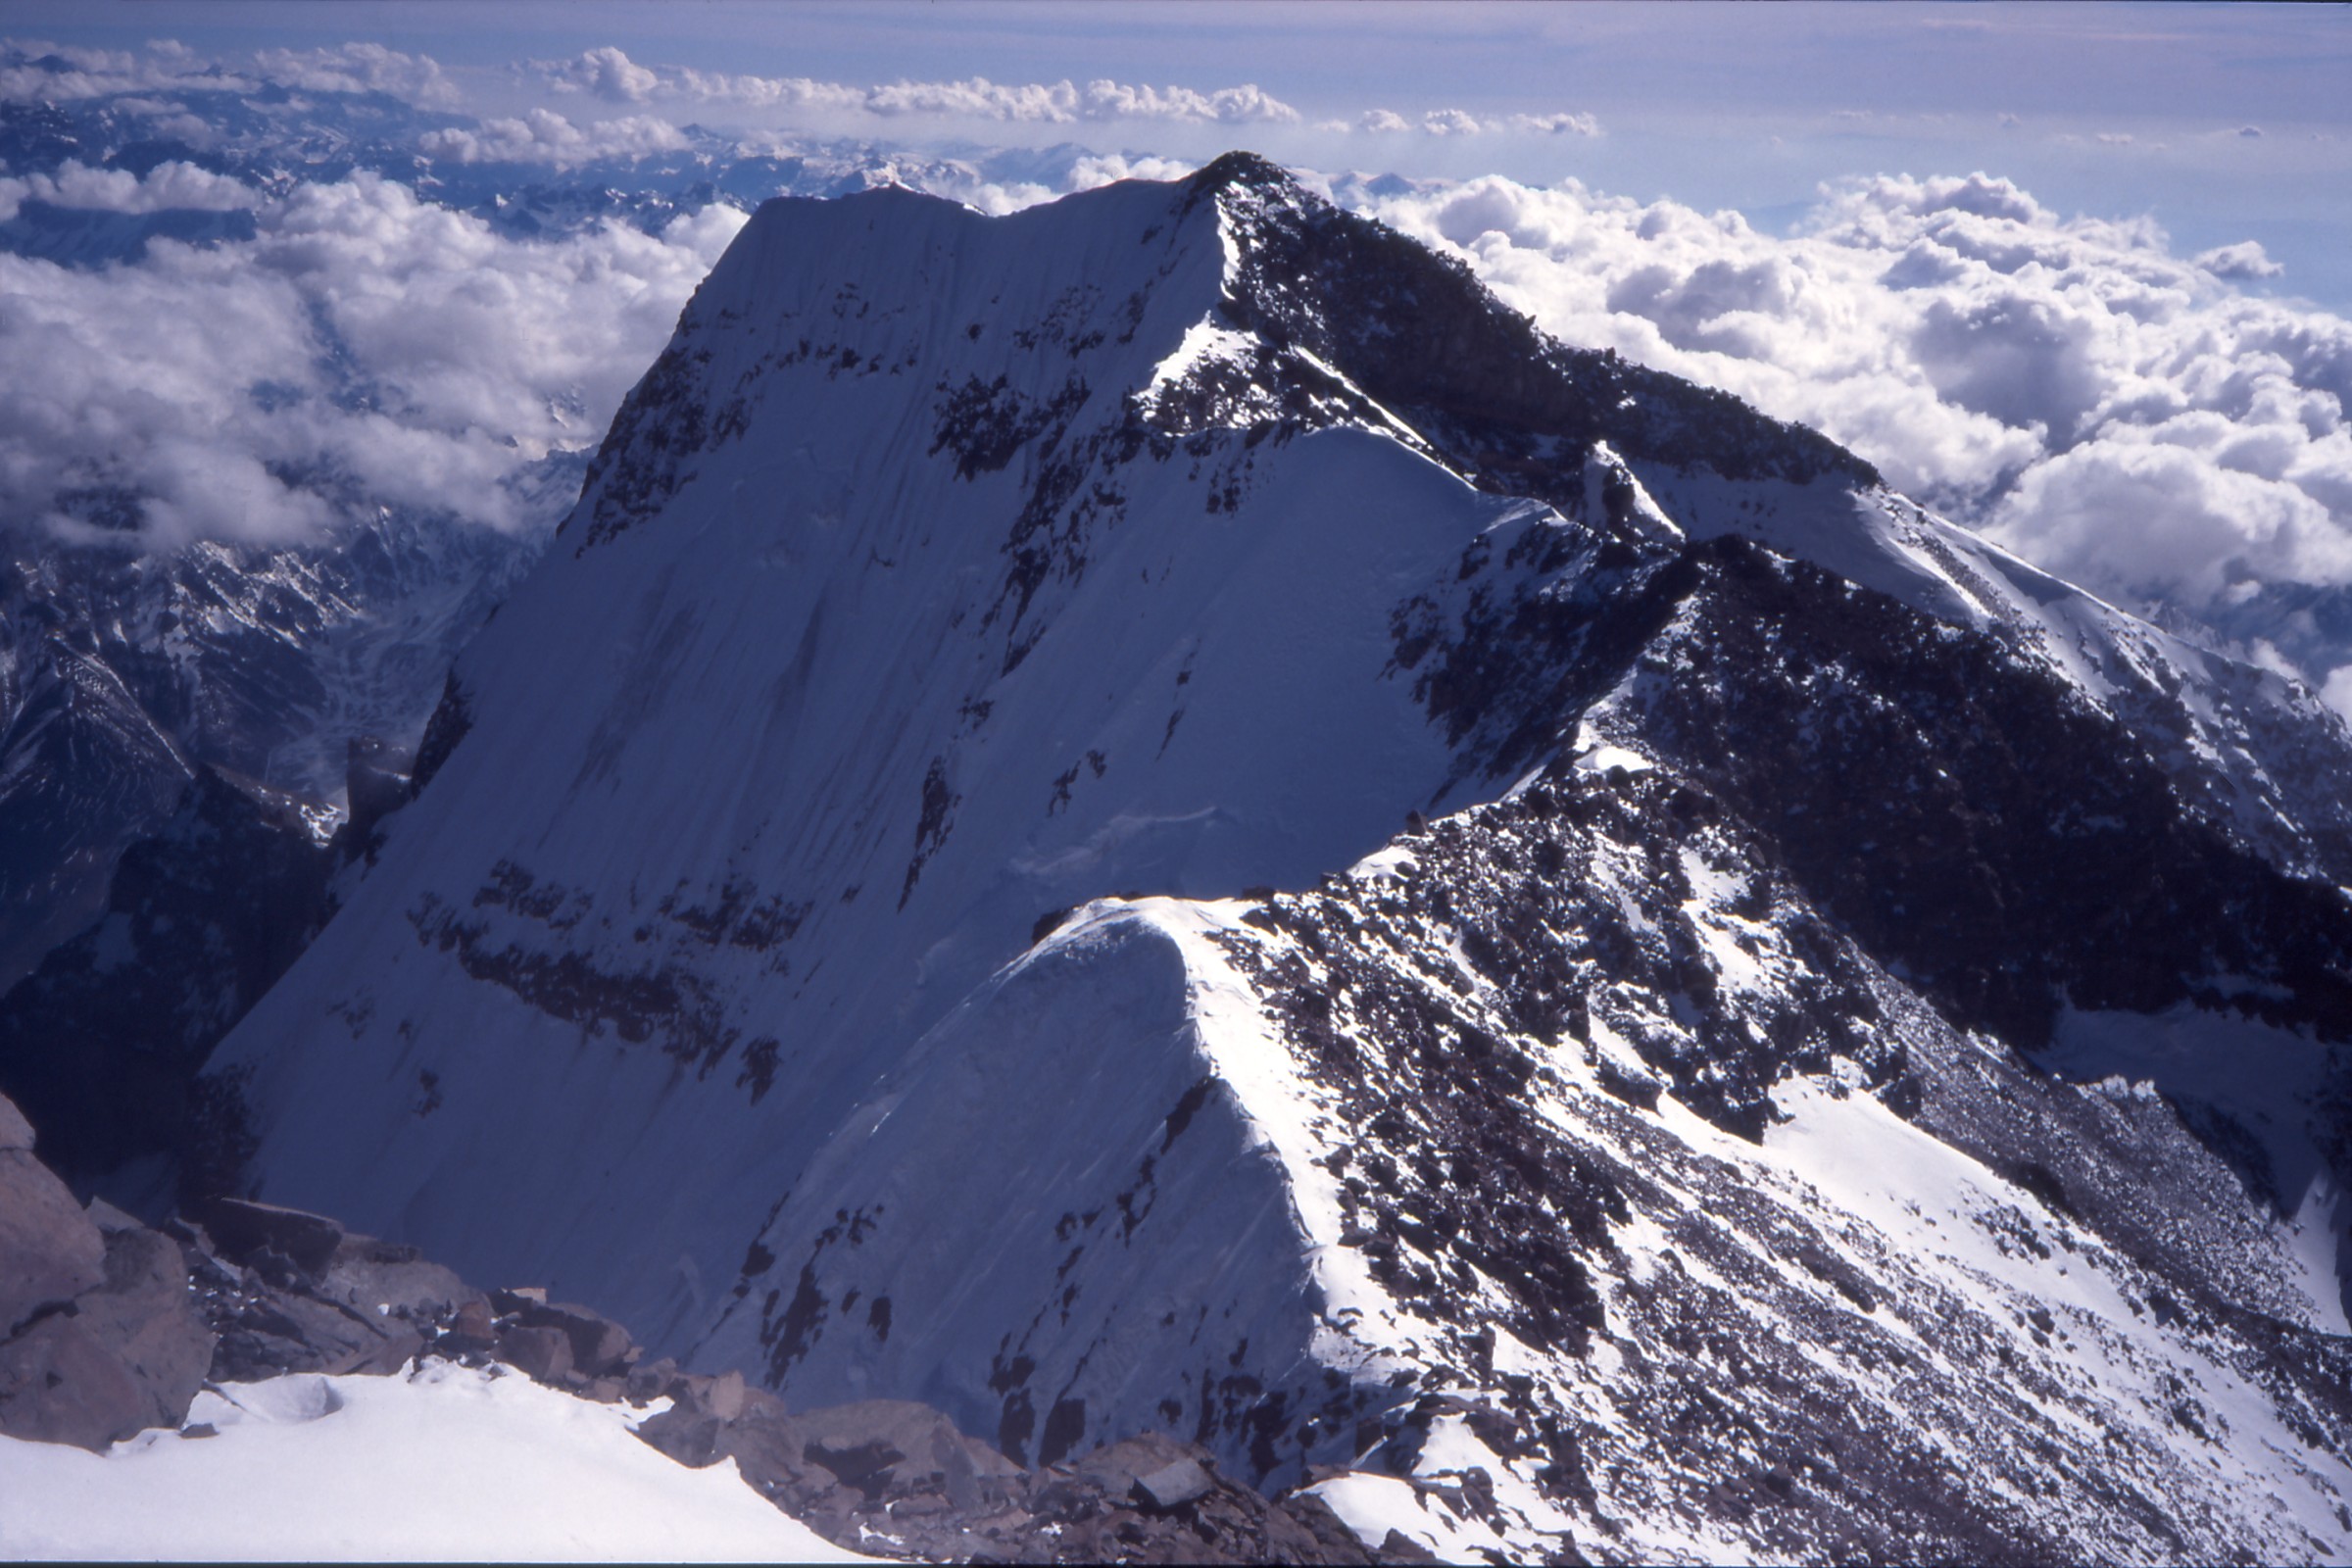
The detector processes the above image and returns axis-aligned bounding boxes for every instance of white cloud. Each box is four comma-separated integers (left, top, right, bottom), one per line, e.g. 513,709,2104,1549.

2194,239,2284,280
954,151,1202,216
1066,152,1200,189
1067,78,1298,125
0,158,259,221
1513,112,1600,137
1987,434,2351,603
0,36,455,109
0,172,745,551
555,43,660,104
0,37,247,102
1347,106,1597,138
1345,170,2352,669
249,42,457,106
2324,664,2352,720
419,108,689,169
532,46,1298,126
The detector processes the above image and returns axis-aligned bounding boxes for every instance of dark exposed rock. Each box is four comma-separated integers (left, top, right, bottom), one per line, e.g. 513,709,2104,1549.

204,1197,345,1277
1194,151,1875,515
514,1298,635,1379
1373,1528,1443,1564
0,1143,106,1338
0,1310,160,1451
1133,1454,1216,1511
489,1285,548,1314
410,672,474,795
0,1095,216,1451
1607,541,2352,1050
0,1093,32,1151
496,1323,573,1385
175,1203,475,1386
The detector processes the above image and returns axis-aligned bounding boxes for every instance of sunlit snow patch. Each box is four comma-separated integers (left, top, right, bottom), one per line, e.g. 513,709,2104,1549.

0,1362,873,1563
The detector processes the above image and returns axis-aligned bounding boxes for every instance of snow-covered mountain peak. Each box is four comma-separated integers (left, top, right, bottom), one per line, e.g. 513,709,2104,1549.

198,159,2352,1562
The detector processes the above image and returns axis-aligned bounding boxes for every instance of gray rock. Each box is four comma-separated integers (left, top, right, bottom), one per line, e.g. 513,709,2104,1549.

318,1240,481,1323
0,1313,153,1450
210,1285,416,1382
623,1354,678,1403
0,1220,214,1451
0,1148,105,1338
1133,1455,1215,1511
203,1198,344,1277
82,1197,146,1234
635,1403,729,1468
516,1299,633,1379
496,1322,573,1385
701,1367,746,1421
795,1397,1023,1491
442,1298,497,1351
73,1227,214,1428
0,1094,35,1151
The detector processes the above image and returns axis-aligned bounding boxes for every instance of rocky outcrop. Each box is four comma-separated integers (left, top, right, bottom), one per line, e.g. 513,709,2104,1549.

0,1095,214,1450
630,1378,1421,1564
185,1200,477,1384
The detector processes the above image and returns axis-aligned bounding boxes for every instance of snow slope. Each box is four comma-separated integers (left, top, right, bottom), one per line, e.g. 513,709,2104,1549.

0,1361,871,1562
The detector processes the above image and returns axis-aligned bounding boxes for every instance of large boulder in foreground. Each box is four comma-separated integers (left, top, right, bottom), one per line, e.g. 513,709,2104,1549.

0,1096,105,1337
0,1094,215,1450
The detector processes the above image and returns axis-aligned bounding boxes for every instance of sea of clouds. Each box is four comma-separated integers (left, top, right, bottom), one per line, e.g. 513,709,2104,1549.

1,175,744,548
3,37,2348,706
1342,171,2352,703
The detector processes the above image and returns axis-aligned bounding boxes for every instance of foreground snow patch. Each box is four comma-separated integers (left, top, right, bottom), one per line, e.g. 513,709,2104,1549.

0,1362,873,1563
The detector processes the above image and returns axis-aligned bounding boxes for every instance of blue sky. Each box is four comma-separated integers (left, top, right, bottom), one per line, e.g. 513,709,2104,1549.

19,0,2351,306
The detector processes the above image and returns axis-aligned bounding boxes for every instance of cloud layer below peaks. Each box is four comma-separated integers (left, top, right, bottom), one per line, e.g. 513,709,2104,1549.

1345,171,2352,685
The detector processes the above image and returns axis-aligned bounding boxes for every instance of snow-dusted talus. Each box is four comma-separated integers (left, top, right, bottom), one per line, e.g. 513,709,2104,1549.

211,156,2352,1561
724,779,2352,1560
